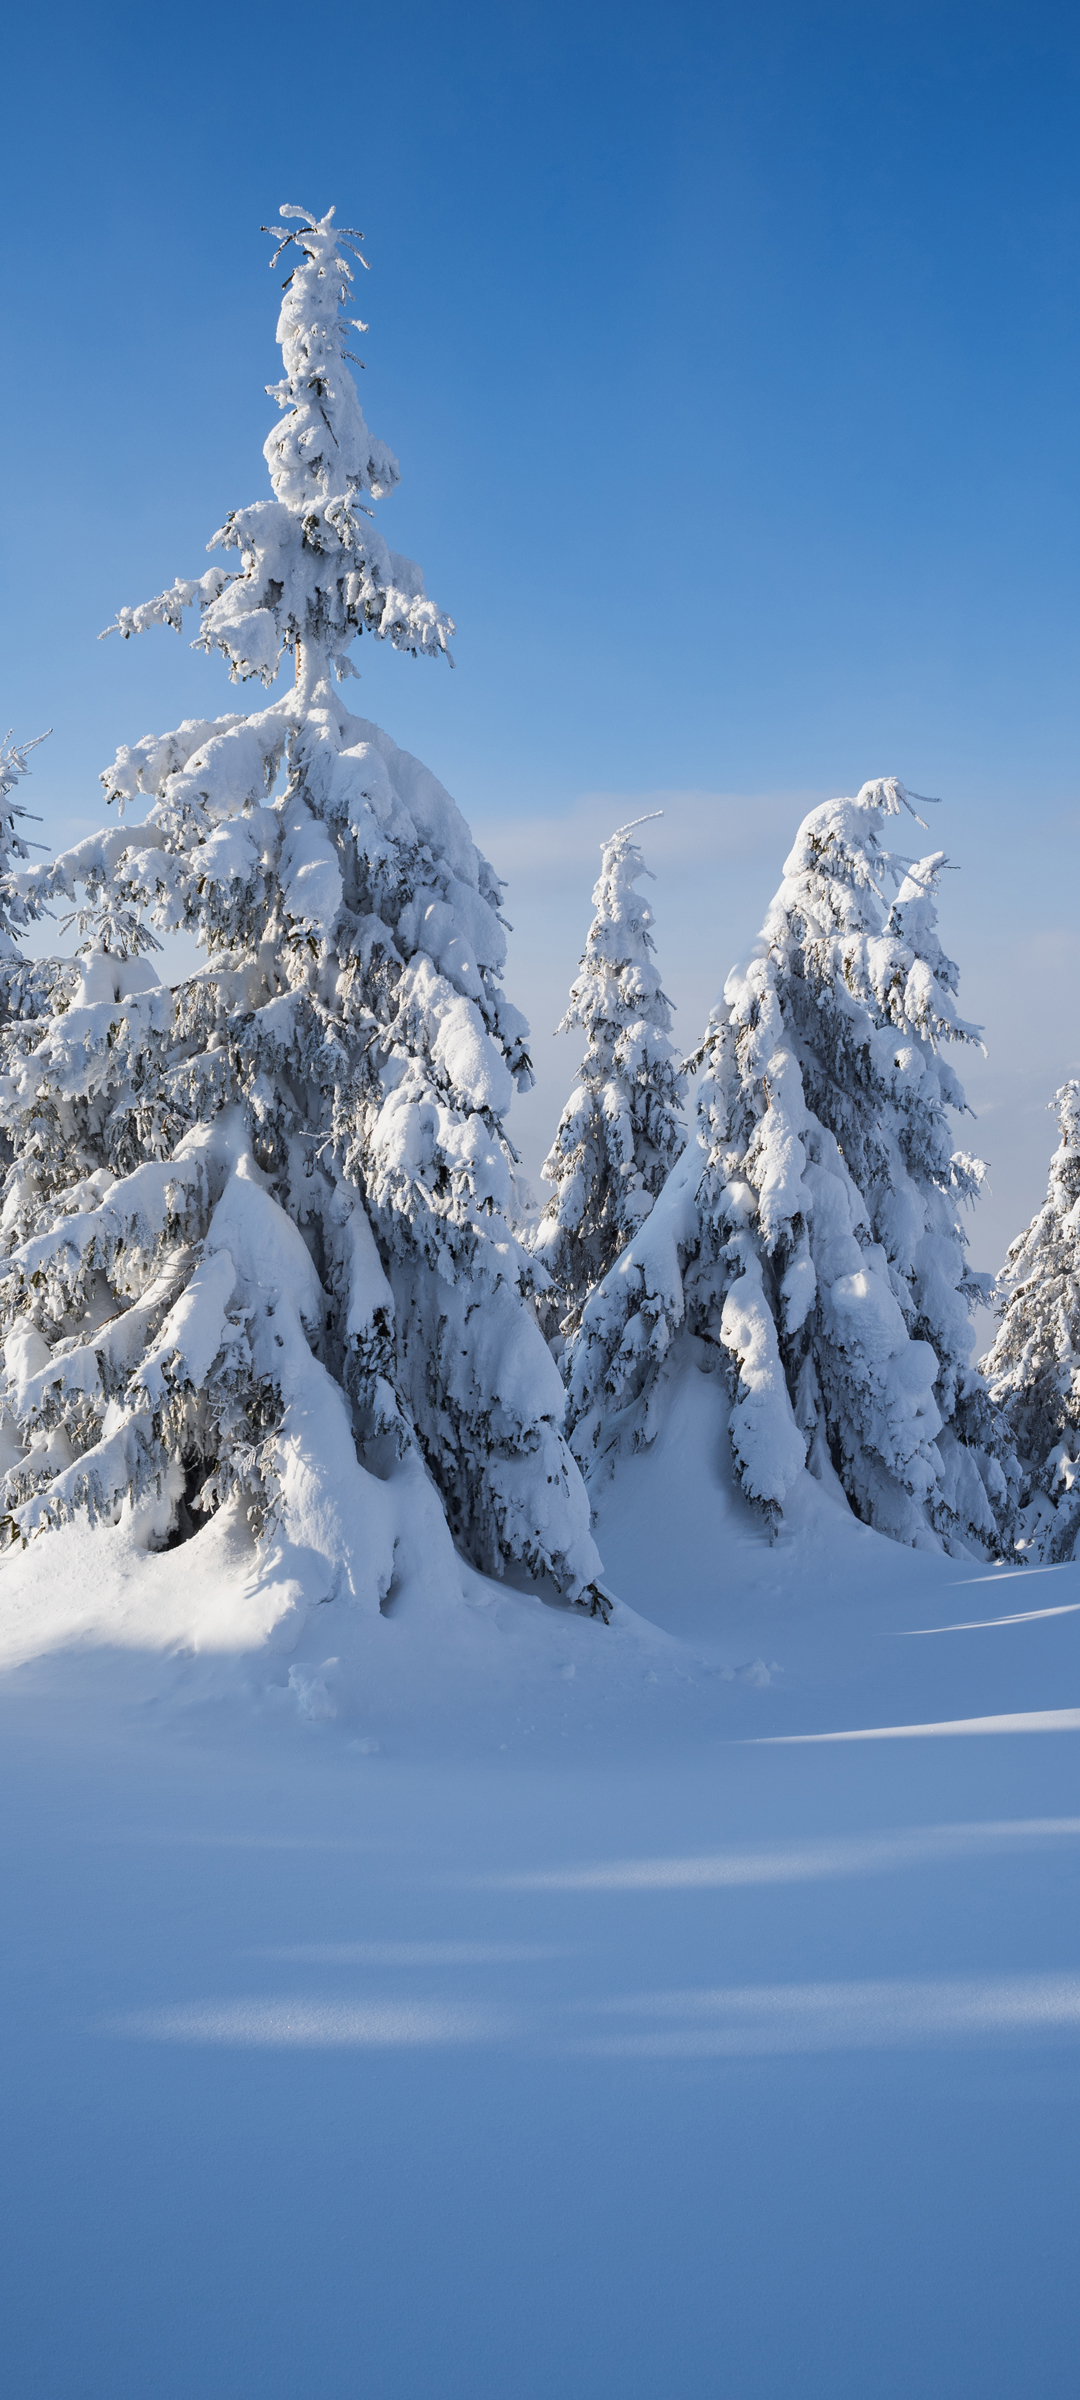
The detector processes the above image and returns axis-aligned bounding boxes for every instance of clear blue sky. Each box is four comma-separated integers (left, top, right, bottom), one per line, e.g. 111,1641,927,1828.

4,0,1080,1279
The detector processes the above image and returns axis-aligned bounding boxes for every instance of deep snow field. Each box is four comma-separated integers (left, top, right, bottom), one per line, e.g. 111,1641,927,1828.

2,1350,1079,2399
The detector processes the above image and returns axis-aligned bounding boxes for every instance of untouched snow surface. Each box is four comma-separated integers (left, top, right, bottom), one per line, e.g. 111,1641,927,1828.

2,1347,1079,2397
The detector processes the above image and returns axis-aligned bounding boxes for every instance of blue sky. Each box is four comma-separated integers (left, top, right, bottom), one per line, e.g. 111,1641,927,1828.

4,0,1080,1274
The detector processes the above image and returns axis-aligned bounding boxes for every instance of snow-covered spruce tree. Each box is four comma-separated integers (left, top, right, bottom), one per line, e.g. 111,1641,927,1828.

0,730,57,1027
567,780,1006,1555
532,814,685,1341
982,1082,1080,1561
0,207,604,1612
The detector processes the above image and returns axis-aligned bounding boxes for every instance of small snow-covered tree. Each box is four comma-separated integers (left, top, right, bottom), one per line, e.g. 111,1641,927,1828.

0,731,54,1013
982,1082,1080,1560
0,208,604,1612
568,779,1005,1555
533,814,685,1340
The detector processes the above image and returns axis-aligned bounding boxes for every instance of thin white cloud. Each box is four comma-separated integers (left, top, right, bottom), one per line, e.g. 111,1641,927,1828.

575,1974,1080,2057
103,1964,1080,2061
247,1943,574,1966
480,1818,1080,1893
106,1996,514,2048
85,1831,375,1852
472,788,816,888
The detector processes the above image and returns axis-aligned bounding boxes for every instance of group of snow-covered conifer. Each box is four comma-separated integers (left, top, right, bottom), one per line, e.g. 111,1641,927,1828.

0,207,1078,1612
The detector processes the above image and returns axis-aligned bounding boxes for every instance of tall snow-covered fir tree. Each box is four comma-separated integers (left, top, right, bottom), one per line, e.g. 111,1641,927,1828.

532,814,685,1341
567,779,1007,1555
0,207,605,1612
982,1082,1080,1561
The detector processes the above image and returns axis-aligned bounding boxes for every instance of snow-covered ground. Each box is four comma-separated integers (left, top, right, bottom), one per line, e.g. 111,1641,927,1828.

2,1357,1079,2396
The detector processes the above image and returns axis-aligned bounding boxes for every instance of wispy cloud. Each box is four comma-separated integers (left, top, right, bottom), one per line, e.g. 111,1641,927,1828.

87,1831,375,1851
575,1974,1080,2057
473,788,817,891
103,1962,1080,2061
482,1818,1080,1893
246,1942,574,1966
106,1997,515,2048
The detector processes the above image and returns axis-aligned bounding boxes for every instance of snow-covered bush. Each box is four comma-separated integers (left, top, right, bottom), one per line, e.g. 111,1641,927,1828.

982,1082,1080,1561
533,815,685,1340
0,208,604,1612
568,779,1006,1556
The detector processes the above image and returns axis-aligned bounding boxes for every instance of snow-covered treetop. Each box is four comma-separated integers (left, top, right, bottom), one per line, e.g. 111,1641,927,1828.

102,205,453,686
262,205,400,513
548,809,684,1167
534,813,685,1337
744,777,978,1076
559,815,669,1030
767,778,933,937
0,730,50,961
985,1081,1080,1390
1049,1080,1080,1184
979,1083,1080,1556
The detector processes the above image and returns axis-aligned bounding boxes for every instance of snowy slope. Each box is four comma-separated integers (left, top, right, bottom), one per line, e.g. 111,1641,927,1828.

0,1323,1074,1747
3,1345,1080,2398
